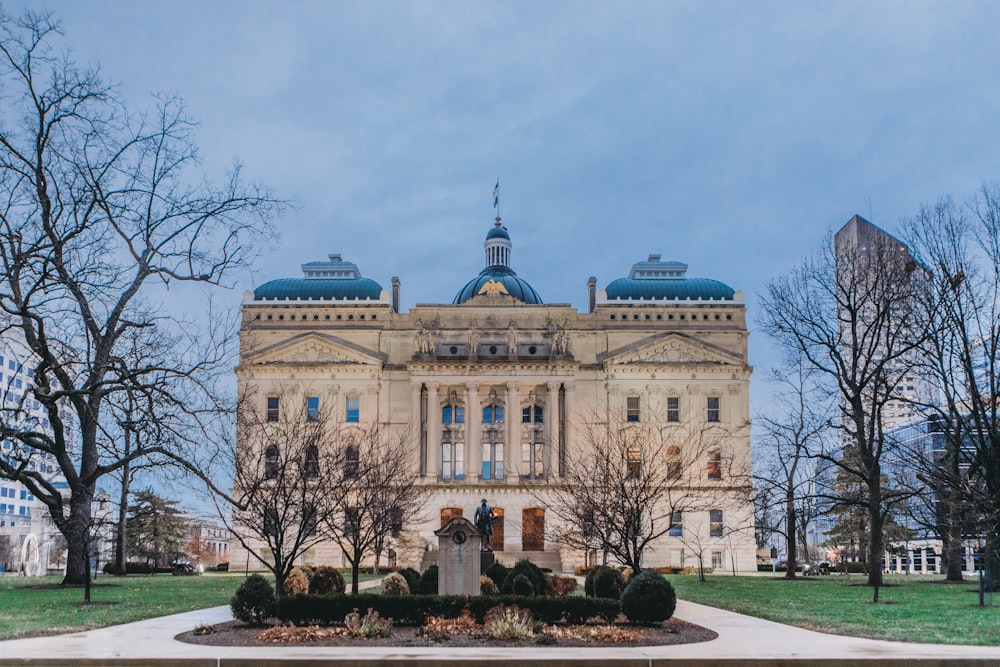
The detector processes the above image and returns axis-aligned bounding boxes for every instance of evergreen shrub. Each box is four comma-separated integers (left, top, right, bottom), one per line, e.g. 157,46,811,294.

380,571,410,595
500,559,546,596
309,567,346,595
589,565,625,599
399,566,422,593
418,564,439,594
231,574,276,625
620,570,676,624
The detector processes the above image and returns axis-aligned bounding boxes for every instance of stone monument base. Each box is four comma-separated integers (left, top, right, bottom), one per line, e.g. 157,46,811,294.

480,550,495,573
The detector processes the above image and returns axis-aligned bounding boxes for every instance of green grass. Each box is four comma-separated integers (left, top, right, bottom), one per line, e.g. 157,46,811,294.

670,573,1000,645
0,571,383,639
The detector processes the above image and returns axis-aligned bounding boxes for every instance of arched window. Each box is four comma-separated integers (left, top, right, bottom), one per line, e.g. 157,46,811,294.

303,444,319,479
707,449,722,479
482,397,504,480
521,402,545,479
344,444,359,478
264,445,279,479
441,392,465,480
666,445,681,479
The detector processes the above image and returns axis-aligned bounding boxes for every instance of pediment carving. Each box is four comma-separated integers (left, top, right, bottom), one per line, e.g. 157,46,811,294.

246,333,384,367
602,333,742,368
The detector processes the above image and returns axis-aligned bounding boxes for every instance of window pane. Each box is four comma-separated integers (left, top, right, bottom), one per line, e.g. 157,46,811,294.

455,406,464,423
708,451,722,479
441,443,452,480
306,396,319,421
710,509,723,537
482,443,491,479
442,406,452,424
496,442,504,479
707,396,720,422
455,442,464,479
666,397,679,422
626,396,640,421
495,406,504,422
669,510,682,536
346,395,359,422
534,406,543,423
266,396,279,422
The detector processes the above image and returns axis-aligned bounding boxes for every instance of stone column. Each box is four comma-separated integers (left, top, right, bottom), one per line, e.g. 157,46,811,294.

562,382,575,477
466,382,480,480
410,381,424,476
546,381,560,479
505,381,519,480
426,382,440,478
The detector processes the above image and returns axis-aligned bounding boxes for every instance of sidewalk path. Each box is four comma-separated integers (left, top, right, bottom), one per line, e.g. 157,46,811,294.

2,593,1000,665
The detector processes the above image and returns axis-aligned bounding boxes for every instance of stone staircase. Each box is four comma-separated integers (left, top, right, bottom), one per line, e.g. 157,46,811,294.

420,548,563,573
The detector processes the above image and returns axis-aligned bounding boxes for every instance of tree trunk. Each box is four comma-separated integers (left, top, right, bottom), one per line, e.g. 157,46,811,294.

114,459,130,576
61,490,95,586
785,491,797,579
868,491,884,602
986,524,1000,594
944,486,964,582
351,552,361,595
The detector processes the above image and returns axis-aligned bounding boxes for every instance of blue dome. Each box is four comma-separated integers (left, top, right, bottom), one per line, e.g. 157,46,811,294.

486,225,511,240
254,278,384,301
453,266,543,304
605,277,734,301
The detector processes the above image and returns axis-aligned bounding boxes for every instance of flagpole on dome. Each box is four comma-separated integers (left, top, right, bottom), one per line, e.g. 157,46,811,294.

493,178,501,225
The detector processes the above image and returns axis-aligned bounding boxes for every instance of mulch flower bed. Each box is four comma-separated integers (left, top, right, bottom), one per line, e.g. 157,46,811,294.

177,617,716,648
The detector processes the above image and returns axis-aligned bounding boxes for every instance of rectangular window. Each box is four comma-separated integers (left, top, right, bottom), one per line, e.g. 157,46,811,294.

521,441,544,479
710,509,723,537
711,550,723,569
707,450,722,479
666,396,680,422
346,395,359,422
441,441,465,480
482,441,504,480
306,396,319,421
669,510,682,536
344,507,359,538
266,396,279,422
707,396,720,422
626,396,640,422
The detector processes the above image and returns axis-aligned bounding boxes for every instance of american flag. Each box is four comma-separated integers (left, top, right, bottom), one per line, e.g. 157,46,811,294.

493,179,499,208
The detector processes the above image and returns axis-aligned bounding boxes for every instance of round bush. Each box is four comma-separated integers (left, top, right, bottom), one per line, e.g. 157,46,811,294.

418,564,439,594
509,573,534,596
230,574,276,625
484,562,510,590
584,565,613,596
592,566,625,599
500,559,546,596
480,574,499,595
283,566,311,595
399,567,421,593
309,566,345,595
621,570,676,624
380,571,410,596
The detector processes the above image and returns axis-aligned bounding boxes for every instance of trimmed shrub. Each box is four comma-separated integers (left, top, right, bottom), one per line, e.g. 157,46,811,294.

484,562,510,590
584,565,613,597
545,573,578,596
418,564,439,594
309,567,346,595
590,565,625,600
276,593,620,627
231,574,276,625
500,559,546,596
399,567,422,593
283,567,311,595
620,570,676,625
380,571,410,596
509,573,534,596
480,575,498,595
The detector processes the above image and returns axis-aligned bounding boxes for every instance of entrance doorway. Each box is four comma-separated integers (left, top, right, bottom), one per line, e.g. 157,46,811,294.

522,507,544,551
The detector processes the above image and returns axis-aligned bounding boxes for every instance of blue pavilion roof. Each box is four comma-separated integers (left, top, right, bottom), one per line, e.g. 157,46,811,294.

253,277,384,301
453,266,543,304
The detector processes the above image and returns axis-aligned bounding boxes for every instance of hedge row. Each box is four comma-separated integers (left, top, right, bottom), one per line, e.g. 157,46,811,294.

276,593,621,626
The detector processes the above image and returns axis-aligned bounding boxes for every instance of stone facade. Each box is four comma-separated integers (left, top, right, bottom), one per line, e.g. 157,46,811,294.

230,220,755,573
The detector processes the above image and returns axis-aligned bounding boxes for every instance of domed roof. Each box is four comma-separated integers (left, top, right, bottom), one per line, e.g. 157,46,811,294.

604,254,735,301
453,266,543,304
486,225,510,240
254,277,383,301
605,277,734,301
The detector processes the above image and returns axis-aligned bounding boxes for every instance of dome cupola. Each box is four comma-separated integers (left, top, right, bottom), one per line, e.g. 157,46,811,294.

603,254,735,302
453,216,542,304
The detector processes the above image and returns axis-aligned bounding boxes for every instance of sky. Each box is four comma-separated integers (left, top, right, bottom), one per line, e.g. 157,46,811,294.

17,0,1000,416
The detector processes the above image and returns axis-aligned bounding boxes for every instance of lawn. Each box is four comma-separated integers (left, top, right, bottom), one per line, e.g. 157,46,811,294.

0,571,382,640
671,573,1000,645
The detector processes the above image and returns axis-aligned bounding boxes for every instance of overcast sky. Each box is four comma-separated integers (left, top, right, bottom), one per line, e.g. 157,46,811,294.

19,1,1000,414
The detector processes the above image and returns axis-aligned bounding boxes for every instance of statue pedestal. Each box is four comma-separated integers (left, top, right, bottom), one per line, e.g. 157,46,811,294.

480,550,495,573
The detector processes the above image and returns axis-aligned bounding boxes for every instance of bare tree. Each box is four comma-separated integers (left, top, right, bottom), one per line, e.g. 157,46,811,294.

0,11,279,586
542,412,749,576
753,357,834,579
325,423,425,594
759,228,929,601
903,187,1000,591
225,402,343,596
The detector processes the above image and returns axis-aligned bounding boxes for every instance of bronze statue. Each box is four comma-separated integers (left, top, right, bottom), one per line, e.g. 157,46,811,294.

474,498,497,551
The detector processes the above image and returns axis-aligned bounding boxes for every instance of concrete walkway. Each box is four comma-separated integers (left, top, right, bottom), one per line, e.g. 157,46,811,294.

2,596,1000,665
